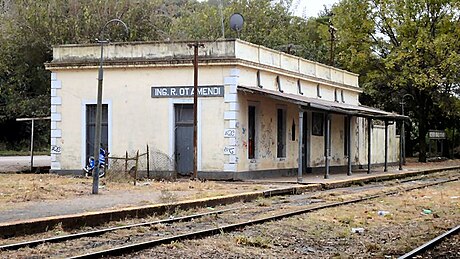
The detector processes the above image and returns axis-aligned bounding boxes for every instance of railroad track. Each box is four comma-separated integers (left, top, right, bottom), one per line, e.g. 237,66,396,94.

0,174,457,258
0,208,237,251
398,225,460,259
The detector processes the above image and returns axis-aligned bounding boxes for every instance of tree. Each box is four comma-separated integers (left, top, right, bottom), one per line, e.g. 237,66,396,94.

331,0,460,162
1,0,320,150
4,0,457,162
0,0,181,149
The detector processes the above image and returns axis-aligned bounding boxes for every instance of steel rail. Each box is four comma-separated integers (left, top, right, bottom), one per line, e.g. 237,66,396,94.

398,225,460,259
0,208,237,251
70,177,459,258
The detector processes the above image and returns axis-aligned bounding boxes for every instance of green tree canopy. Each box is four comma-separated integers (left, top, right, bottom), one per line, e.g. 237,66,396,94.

1,0,459,160
0,0,325,149
331,0,460,161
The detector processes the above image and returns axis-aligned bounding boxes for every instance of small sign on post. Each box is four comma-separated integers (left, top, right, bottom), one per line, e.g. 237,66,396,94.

428,130,446,139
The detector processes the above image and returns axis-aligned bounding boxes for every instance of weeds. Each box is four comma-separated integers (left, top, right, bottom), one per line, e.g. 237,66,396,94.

256,197,272,207
235,235,271,248
159,189,178,204
52,223,65,235
166,240,184,249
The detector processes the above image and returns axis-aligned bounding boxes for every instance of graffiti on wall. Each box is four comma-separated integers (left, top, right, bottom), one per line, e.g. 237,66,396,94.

224,129,236,138
224,146,236,155
259,114,274,159
51,145,61,153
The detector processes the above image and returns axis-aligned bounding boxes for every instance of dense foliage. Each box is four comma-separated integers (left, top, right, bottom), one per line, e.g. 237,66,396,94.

0,0,459,160
331,0,460,161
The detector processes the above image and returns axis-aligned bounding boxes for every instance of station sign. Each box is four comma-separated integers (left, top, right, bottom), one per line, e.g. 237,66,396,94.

151,85,224,98
428,130,446,139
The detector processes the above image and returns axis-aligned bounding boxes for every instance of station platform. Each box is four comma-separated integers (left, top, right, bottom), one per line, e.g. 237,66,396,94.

0,159,458,238
244,161,460,187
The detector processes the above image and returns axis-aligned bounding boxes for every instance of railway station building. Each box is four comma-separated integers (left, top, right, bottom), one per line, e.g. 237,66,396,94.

46,39,405,180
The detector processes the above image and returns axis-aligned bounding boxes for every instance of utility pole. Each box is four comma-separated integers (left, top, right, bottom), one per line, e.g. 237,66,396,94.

187,42,204,179
219,0,225,38
328,21,337,67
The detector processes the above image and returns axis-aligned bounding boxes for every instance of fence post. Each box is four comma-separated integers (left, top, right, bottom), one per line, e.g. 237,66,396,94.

147,144,150,179
124,151,128,172
134,150,139,186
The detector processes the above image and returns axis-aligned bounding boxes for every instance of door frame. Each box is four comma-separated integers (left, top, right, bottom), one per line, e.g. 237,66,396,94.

169,99,202,171
81,99,112,168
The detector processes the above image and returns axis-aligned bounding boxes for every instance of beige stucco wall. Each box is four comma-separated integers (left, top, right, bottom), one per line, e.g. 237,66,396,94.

236,92,299,172
51,65,230,171
237,67,359,105
330,114,346,166
234,40,360,89
52,64,398,172
308,113,358,167
354,117,400,166
370,123,400,164
49,39,401,177
53,40,237,64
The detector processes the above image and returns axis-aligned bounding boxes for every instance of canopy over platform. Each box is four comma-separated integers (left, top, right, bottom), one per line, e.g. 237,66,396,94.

238,85,407,120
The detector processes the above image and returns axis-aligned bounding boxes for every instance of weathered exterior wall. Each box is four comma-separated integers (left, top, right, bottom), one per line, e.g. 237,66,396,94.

307,114,359,167
52,40,236,63
330,114,346,166
236,92,299,173
50,65,230,171
234,40,360,89
370,123,400,164
354,118,400,166
48,39,401,177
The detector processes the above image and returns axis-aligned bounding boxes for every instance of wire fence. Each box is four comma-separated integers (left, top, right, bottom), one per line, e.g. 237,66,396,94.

106,144,176,184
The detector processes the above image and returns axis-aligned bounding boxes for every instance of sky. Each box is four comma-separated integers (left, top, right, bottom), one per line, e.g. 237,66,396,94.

295,0,340,18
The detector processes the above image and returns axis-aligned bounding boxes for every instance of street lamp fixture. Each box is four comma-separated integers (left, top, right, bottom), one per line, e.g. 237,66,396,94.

92,19,129,194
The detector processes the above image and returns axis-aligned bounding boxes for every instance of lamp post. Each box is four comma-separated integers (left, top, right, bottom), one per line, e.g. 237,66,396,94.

92,19,128,194
400,93,414,168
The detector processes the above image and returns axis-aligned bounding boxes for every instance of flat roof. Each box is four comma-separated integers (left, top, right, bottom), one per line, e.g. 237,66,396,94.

47,39,360,90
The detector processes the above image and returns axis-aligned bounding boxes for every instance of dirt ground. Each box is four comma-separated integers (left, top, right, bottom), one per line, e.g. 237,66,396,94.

0,173,286,222
134,181,460,258
0,156,50,172
1,158,458,205
0,158,458,223
0,171,457,258
0,174,264,204
404,157,460,168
